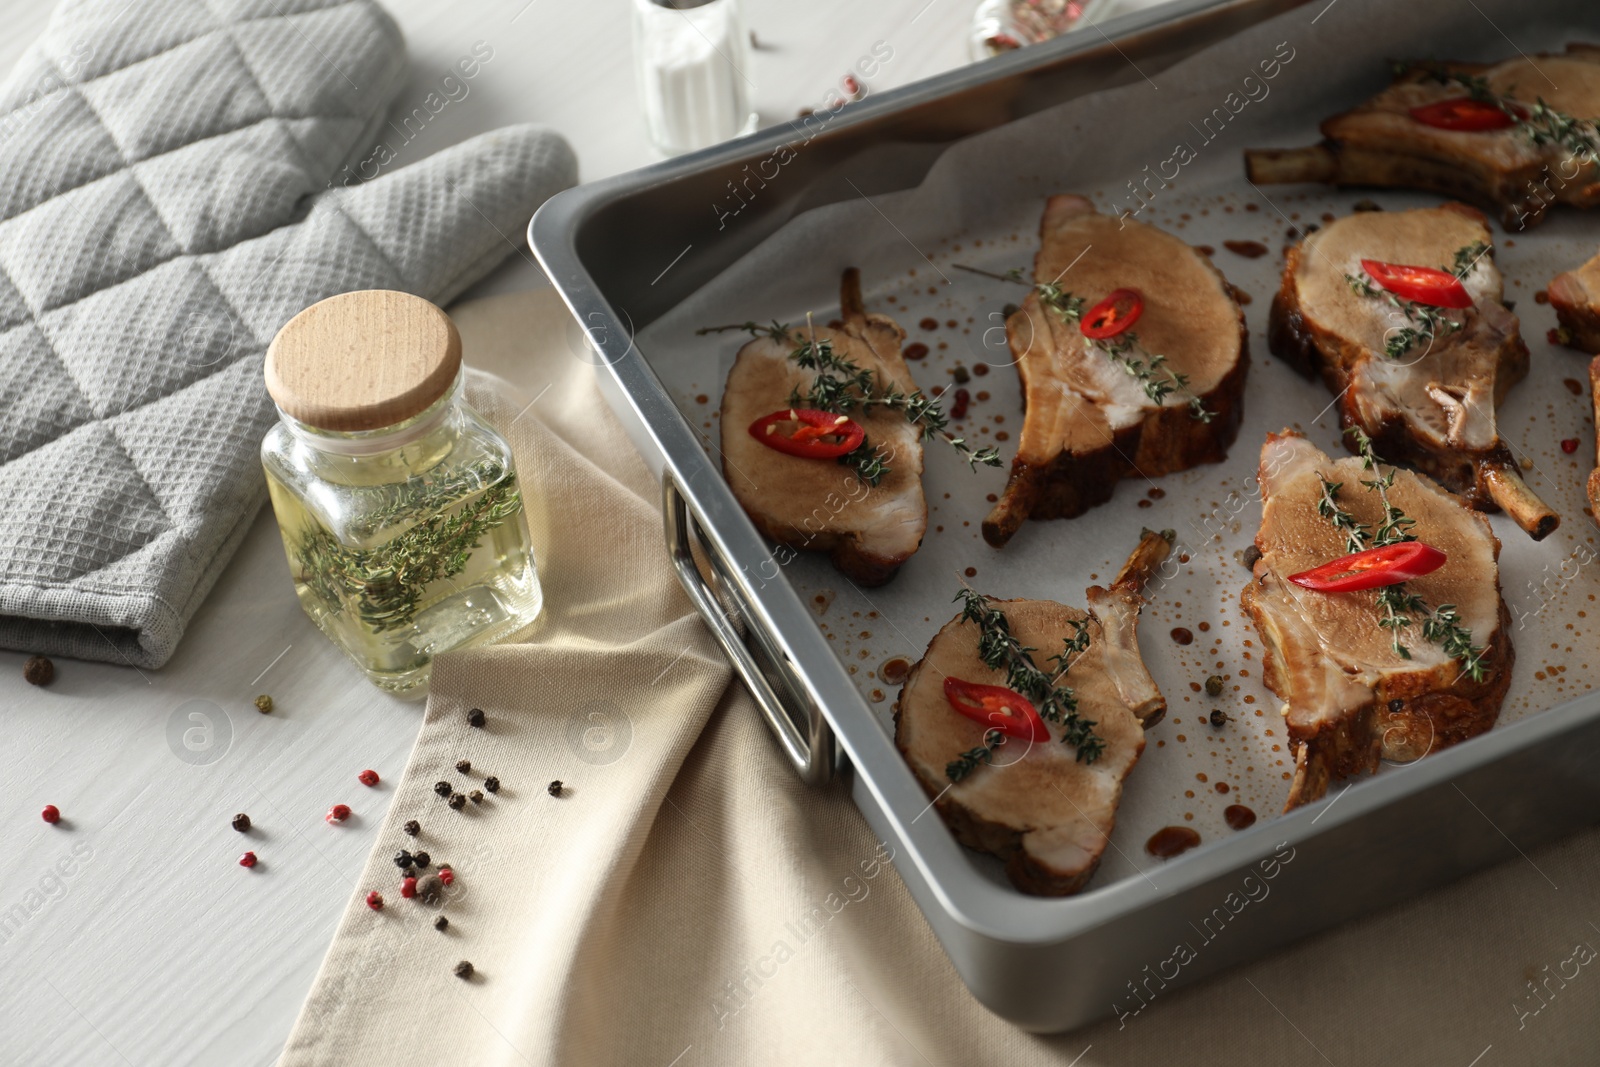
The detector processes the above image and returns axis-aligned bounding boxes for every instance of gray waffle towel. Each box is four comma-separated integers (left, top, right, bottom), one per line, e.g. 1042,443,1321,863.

0,0,577,668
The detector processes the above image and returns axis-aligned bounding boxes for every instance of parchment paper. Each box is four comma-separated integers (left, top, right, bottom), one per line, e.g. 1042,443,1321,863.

638,0,1600,890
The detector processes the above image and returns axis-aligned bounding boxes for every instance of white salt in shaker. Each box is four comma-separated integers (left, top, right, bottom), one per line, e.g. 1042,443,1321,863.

632,0,757,156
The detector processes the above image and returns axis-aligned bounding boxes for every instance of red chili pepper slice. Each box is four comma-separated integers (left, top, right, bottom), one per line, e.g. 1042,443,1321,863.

1360,259,1474,309
1409,97,1517,132
1080,288,1144,340
1288,541,1447,593
747,408,865,459
943,677,1049,743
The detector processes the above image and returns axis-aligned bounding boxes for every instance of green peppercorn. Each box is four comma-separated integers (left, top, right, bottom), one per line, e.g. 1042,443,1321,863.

253,693,273,713
1205,675,1224,697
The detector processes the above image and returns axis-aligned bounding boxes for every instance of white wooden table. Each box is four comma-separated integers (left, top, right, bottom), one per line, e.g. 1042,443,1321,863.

0,3,974,1063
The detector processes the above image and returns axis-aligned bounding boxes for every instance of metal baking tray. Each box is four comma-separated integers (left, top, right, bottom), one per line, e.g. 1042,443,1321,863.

530,0,1600,1031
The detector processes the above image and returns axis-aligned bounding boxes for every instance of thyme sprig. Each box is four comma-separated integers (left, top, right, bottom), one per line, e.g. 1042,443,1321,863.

702,319,1001,485
947,729,1005,782
1316,474,1370,553
787,328,1000,483
1304,431,1488,679
1402,64,1600,161
1036,285,1214,422
296,473,523,633
1343,241,1486,361
954,589,1104,762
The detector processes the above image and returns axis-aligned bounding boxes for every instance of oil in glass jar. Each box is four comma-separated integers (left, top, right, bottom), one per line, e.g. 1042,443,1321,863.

261,290,543,694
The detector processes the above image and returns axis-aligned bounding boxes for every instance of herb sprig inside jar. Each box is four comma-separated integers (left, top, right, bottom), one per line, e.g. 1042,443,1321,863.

262,290,543,694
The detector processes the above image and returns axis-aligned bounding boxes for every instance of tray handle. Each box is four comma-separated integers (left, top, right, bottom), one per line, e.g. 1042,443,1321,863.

663,472,836,784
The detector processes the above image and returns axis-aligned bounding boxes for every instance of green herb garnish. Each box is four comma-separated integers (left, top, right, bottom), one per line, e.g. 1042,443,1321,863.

296,473,522,633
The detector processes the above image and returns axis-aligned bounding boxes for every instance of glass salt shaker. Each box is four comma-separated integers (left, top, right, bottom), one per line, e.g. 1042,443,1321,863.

261,290,544,695
633,0,758,156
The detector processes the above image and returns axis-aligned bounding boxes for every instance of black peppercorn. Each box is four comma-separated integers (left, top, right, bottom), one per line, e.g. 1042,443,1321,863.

413,851,430,869
453,960,474,979
232,813,251,833
1204,675,1224,697
23,655,54,686
434,915,449,931
418,874,444,904
1210,709,1230,727
467,708,485,728
434,781,452,798
455,759,471,774
469,790,484,805
394,850,413,869
1241,545,1262,571
547,780,563,797
448,793,466,811
403,819,420,837
483,776,500,794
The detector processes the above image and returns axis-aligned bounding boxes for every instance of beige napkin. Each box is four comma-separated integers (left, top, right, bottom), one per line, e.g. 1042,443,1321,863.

281,290,1600,1067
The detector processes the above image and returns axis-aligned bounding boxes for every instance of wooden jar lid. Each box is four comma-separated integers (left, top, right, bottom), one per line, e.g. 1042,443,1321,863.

265,290,462,432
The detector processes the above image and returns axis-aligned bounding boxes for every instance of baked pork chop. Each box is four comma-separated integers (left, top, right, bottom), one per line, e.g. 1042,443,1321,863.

982,195,1248,548
717,270,928,585
1589,356,1600,519
1269,203,1558,540
1549,249,1600,353
1242,432,1512,811
894,529,1170,895
1246,45,1600,231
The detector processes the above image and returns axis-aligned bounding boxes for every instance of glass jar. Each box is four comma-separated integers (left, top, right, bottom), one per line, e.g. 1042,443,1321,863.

261,290,543,695
632,0,757,156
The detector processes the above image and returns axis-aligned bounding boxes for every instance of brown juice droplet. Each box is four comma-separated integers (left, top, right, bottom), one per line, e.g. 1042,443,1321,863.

1170,627,1194,645
1214,781,1230,794
1224,804,1257,830
964,567,977,578
1146,826,1202,859
1564,377,1582,395
880,657,911,685
903,342,929,361
695,394,708,404
1196,244,1215,256
1223,240,1269,258
919,317,939,331
973,363,989,376
1534,290,1550,305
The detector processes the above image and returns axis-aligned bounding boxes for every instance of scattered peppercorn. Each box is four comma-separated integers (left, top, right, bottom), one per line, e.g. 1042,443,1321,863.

1210,709,1230,727
394,850,414,869
438,866,455,887
483,776,500,794
232,813,251,833
413,851,431,869
254,694,273,714
448,793,466,811
547,780,563,797
453,960,474,980
366,891,384,911
418,874,444,904
23,655,54,686
1001,302,1020,319
358,769,380,787
434,915,449,931
326,803,351,825
469,790,484,805
403,819,420,837
1550,326,1574,346
455,759,471,774
1204,675,1224,697
41,804,60,824
1561,438,1580,454
1241,545,1262,571
239,851,258,868
951,365,970,384
467,708,486,728
400,876,418,899
434,781,453,798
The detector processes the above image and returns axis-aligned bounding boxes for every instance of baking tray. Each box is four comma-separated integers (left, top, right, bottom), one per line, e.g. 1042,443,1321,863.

530,0,1600,1031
